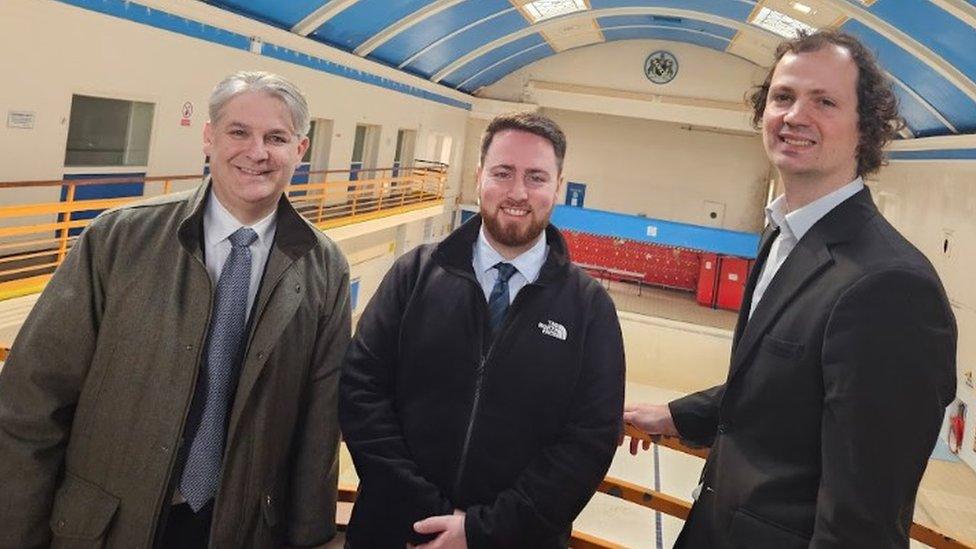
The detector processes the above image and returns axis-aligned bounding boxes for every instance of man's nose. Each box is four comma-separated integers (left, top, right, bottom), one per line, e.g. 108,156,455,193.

245,136,269,160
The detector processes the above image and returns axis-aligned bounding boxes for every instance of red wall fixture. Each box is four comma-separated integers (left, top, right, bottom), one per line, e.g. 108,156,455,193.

716,257,750,311
697,253,719,307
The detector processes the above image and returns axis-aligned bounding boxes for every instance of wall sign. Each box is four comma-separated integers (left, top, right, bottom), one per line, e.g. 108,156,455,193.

644,51,678,84
181,101,193,127
7,110,36,129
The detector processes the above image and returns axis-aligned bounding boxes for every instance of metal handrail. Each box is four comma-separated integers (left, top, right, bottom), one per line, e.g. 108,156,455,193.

0,162,447,299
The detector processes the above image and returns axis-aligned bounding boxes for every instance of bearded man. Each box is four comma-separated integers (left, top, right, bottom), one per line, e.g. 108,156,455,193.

339,112,625,548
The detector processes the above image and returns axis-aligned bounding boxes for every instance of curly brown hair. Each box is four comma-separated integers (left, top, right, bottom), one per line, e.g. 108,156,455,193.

749,30,904,177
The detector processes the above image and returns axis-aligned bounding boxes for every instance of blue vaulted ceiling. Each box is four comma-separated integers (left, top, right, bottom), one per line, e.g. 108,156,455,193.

198,0,974,138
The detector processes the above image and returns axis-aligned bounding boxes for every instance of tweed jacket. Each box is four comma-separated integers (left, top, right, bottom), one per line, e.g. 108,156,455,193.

0,182,351,548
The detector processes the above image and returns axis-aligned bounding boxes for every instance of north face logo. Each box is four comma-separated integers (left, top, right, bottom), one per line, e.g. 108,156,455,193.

538,320,567,341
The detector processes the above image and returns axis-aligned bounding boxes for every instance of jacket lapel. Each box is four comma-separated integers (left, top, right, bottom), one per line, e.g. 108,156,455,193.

731,224,778,350
227,246,303,439
727,187,878,381
226,195,317,441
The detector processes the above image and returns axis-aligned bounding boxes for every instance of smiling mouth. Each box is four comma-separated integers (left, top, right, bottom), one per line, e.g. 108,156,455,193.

780,136,816,147
501,206,530,217
235,165,269,176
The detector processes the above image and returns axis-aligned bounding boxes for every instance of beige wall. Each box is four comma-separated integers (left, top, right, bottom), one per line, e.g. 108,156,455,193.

483,39,765,105
871,158,976,471
541,108,769,232
621,312,731,393
0,0,469,193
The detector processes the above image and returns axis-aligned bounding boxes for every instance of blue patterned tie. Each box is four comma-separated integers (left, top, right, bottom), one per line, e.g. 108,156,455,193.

180,227,257,511
487,262,518,334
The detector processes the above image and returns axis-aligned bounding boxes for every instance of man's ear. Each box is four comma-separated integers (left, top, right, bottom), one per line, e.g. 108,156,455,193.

297,135,310,159
202,121,214,156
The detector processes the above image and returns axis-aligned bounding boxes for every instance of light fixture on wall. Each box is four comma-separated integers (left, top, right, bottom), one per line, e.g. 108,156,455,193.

790,2,815,15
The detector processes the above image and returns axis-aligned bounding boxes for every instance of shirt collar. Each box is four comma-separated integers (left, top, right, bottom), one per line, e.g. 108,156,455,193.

204,189,277,249
765,177,864,242
475,225,548,282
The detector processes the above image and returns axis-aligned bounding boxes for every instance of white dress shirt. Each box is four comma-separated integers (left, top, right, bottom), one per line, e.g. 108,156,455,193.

472,226,548,304
749,177,865,319
202,191,276,321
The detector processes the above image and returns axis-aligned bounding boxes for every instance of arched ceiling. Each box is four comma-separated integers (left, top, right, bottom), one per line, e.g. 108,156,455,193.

201,0,975,138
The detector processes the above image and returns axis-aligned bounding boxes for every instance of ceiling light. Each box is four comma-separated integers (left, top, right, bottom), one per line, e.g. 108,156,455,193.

791,2,814,15
750,6,817,38
523,0,588,23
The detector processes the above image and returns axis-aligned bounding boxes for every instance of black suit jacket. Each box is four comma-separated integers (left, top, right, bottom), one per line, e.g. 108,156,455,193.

669,188,956,548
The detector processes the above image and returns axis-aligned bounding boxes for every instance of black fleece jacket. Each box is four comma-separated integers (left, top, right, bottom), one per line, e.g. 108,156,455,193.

339,216,625,548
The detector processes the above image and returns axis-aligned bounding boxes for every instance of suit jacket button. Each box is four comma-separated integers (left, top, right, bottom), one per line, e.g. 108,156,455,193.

294,283,301,293
717,423,729,434
57,520,66,529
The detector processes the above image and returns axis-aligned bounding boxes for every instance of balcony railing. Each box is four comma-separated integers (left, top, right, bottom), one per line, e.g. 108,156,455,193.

333,424,974,548
0,162,447,299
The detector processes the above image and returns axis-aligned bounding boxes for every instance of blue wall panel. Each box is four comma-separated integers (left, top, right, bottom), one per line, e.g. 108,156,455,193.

843,20,976,133
442,34,547,88
58,0,251,50
209,0,325,29
311,0,433,51
598,14,737,40
460,44,554,92
551,206,761,258
589,0,753,21
888,148,976,161
867,0,976,81
370,0,513,67
407,11,530,77
890,85,951,137
600,27,731,53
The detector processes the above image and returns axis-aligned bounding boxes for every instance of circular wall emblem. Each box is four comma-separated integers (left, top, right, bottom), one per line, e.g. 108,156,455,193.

644,50,678,84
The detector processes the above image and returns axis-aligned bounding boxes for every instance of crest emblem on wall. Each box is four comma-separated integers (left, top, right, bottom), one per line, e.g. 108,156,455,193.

644,50,678,84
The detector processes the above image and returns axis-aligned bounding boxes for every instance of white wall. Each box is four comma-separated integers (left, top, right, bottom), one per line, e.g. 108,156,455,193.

871,157,976,472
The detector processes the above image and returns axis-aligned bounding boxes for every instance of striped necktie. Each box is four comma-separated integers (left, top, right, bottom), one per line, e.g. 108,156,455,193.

487,262,518,334
180,227,257,511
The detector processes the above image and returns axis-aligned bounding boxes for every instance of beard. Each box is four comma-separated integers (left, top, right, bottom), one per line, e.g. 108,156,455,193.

481,203,549,249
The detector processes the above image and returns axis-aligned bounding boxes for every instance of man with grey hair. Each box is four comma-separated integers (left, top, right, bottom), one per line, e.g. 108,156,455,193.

0,71,350,548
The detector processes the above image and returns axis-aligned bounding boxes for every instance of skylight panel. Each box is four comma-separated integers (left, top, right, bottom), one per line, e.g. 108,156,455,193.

750,6,817,38
523,0,588,23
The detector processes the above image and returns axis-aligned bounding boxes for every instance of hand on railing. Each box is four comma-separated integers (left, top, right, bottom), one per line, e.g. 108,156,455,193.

621,422,709,459
621,403,679,454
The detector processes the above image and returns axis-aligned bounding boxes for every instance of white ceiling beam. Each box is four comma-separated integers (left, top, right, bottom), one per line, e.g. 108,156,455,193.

817,0,976,103
354,0,468,56
927,0,976,30
292,0,360,36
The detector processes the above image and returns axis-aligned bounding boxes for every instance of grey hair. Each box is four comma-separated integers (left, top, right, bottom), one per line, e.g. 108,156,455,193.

209,71,311,136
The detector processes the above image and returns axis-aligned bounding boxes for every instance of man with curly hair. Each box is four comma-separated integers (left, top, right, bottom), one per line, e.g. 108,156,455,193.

624,31,956,548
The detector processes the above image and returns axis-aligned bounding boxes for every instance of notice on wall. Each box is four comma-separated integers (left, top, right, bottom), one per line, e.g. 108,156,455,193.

646,225,658,238
181,102,193,127
7,110,35,129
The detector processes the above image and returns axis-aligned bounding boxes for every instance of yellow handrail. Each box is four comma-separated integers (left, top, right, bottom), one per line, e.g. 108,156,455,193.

0,163,448,300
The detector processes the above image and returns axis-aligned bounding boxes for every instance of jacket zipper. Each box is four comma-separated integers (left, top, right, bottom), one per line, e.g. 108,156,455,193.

147,261,214,547
451,282,533,499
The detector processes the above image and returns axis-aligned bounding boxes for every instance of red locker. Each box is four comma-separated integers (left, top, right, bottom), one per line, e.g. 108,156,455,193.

696,253,719,307
716,257,750,311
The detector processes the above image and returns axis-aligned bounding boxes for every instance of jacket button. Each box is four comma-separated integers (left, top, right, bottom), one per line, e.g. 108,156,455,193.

57,520,65,529
184,344,193,351
266,495,273,506
257,351,265,360
717,423,729,434
294,283,301,293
